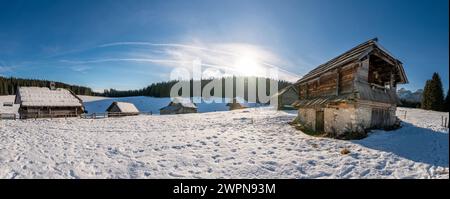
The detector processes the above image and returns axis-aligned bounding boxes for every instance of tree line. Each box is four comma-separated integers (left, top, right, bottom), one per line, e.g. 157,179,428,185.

103,76,292,102
1,76,291,101
0,76,95,96
420,72,449,112
398,99,421,108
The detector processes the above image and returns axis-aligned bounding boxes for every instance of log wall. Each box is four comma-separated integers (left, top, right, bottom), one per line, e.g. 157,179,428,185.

298,63,356,99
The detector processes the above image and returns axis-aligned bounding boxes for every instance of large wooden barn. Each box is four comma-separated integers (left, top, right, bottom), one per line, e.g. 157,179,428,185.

14,86,84,119
292,38,408,138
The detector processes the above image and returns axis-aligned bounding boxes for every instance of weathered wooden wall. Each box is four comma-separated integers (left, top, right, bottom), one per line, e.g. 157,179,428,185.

298,62,357,99
19,106,83,119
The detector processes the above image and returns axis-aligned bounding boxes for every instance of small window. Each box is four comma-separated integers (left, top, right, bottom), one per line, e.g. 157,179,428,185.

3,102,13,107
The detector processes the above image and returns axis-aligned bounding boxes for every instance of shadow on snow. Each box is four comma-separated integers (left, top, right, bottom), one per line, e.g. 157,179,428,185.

354,122,449,167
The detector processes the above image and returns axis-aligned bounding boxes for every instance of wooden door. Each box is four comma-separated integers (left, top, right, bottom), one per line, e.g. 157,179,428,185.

315,110,324,132
371,108,389,128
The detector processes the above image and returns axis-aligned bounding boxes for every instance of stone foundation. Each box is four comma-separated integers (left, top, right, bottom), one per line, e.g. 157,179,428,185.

297,102,397,138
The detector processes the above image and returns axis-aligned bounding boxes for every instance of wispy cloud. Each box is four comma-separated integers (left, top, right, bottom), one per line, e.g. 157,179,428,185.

60,58,189,65
0,61,18,74
0,66,15,73
69,65,92,73
121,42,298,80
60,41,302,82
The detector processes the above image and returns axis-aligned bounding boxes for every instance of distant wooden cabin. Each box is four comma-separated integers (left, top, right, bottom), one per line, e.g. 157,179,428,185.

276,85,299,110
160,98,198,115
106,102,139,117
14,86,84,119
292,38,408,138
226,98,247,111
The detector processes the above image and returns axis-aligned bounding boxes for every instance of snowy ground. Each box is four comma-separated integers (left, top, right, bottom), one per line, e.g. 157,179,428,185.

0,95,448,179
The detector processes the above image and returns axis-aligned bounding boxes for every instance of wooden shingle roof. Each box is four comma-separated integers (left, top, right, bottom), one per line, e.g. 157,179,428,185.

296,38,408,84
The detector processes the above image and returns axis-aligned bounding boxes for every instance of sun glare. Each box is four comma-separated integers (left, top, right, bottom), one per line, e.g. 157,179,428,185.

233,50,265,77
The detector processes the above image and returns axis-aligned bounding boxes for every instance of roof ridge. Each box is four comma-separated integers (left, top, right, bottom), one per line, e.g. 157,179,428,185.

297,38,400,83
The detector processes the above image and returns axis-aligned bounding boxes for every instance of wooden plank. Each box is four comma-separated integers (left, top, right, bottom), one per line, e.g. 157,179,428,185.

336,69,340,95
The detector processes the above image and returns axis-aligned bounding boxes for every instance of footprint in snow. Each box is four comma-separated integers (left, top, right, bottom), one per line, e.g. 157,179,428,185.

260,161,278,172
307,160,316,166
69,170,79,179
224,157,235,161
169,172,184,178
296,166,306,175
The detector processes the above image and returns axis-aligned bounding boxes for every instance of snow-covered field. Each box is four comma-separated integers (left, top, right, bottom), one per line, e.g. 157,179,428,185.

0,95,448,179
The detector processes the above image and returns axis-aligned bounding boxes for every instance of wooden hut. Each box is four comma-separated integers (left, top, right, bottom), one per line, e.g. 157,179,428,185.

106,101,139,117
160,98,197,115
14,86,84,119
226,98,247,111
292,38,408,138
276,85,299,110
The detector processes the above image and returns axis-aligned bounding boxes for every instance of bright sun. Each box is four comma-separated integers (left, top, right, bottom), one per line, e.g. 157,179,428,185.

233,51,264,77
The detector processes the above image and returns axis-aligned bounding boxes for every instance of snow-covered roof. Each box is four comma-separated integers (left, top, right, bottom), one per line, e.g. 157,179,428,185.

171,98,197,108
109,102,139,113
16,87,83,107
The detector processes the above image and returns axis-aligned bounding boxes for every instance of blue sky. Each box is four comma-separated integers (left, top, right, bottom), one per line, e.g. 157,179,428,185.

0,0,448,92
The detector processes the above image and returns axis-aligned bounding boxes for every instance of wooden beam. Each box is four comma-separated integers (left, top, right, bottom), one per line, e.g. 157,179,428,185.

390,71,395,88
336,69,340,96
372,50,396,66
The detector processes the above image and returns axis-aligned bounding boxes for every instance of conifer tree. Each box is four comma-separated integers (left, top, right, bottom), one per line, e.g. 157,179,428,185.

421,73,444,111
